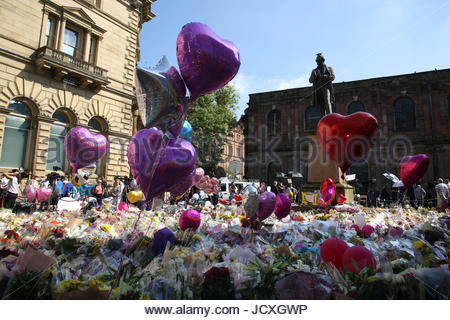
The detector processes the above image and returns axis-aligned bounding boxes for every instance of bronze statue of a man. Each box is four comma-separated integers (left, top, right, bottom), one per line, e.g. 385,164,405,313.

309,53,335,116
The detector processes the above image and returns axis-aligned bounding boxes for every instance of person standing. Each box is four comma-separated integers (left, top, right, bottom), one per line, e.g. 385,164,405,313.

3,169,21,209
112,177,124,206
0,174,9,208
92,178,105,207
435,178,449,211
414,184,426,207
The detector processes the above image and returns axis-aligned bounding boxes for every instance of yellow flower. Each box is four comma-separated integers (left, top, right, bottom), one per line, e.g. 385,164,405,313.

412,241,424,250
100,224,114,233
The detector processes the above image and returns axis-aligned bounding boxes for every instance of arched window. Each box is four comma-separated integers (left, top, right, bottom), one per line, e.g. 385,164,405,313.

394,97,416,131
87,116,108,176
47,110,72,171
88,118,103,132
0,100,32,168
347,101,365,115
267,110,281,137
304,106,321,131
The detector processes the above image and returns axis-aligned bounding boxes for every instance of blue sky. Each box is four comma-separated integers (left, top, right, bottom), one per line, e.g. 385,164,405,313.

139,0,450,116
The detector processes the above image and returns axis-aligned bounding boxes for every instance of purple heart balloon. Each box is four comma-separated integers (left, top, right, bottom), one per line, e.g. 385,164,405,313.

399,154,429,187
64,127,108,173
176,22,241,101
168,168,196,197
151,227,177,256
274,193,291,220
128,128,197,200
257,191,276,221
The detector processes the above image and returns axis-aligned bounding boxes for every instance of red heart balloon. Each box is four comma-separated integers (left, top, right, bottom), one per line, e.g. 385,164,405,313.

317,112,379,177
337,194,347,204
319,178,336,207
398,154,429,187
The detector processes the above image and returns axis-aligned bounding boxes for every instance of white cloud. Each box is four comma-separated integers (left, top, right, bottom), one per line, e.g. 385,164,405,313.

231,72,310,116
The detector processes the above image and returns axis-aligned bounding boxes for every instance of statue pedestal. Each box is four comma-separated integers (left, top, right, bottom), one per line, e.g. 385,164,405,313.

301,135,354,204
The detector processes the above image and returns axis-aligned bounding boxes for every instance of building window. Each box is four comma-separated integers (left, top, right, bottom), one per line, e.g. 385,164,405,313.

89,36,98,64
47,111,71,171
63,27,80,57
305,106,321,131
88,117,103,132
237,147,242,158
1,101,32,168
347,101,365,115
228,145,233,157
45,16,57,48
267,110,281,137
88,117,108,176
394,97,416,131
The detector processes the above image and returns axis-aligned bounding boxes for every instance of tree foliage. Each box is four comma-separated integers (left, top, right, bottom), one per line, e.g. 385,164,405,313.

187,84,239,176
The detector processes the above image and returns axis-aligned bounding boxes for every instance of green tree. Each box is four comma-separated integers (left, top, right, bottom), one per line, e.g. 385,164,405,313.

187,84,239,176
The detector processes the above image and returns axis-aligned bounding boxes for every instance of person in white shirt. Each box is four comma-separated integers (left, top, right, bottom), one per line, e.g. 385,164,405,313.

435,178,449,211
3,169,21,209
0,174,9,208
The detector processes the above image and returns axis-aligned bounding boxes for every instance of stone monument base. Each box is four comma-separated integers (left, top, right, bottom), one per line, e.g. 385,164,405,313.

301,136,354,204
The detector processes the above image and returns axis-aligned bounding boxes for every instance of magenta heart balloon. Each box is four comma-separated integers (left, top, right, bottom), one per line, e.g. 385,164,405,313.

257,191,276,221
24,185,37,202
176,22,241,101
274,193,291,220
179,209,201,231
64,127,107,173
399,154,430,187
36,187,52,202
128,128,197,200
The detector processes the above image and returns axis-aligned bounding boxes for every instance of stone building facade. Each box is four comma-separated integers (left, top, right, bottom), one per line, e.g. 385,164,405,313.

242,68,450,194
220,124,245,178
0,0,156,182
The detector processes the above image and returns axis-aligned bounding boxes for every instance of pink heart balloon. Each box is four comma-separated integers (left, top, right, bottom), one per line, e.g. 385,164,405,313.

128,128,197,200
399,154,430,187
64,127,108,173
24,185,37,202
257,192,276,221
193,168,204,184
37,187,52,202
176,22,241,101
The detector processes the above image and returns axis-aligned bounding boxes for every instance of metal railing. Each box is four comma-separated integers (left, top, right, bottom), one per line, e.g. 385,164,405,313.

35,46,108,79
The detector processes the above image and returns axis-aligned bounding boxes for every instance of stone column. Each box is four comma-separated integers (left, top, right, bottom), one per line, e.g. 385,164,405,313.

57,17,67,51
84,30,92,62
40,10,49,47
33,117,54,177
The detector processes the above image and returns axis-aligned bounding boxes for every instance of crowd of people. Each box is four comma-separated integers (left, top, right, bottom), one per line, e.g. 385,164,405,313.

0,169,143,212
2,168,450,212
360,178,450,211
